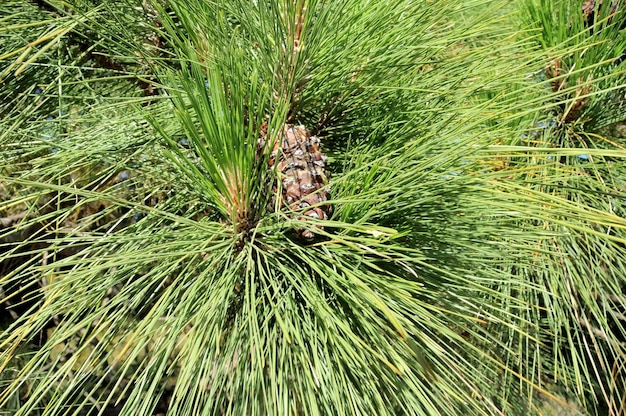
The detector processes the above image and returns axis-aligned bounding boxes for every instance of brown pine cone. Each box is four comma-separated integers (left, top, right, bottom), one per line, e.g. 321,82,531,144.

259,124,331,240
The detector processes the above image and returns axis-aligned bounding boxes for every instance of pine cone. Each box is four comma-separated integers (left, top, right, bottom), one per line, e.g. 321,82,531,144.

259,124,331,240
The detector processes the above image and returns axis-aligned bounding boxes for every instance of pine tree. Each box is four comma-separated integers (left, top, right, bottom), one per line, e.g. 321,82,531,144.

1,1,626,415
